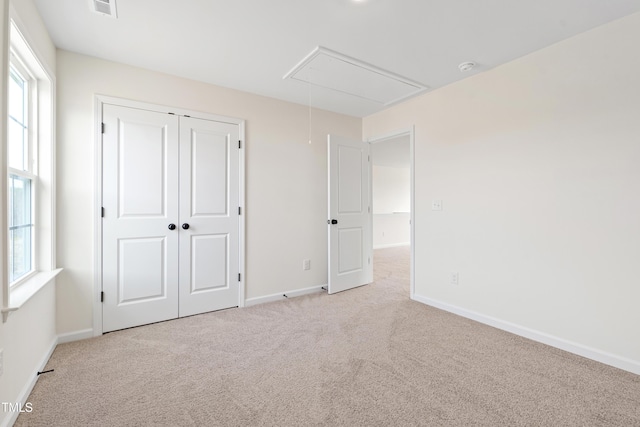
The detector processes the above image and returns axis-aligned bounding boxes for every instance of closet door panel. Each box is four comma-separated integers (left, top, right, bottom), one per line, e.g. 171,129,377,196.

178,116,240,317
102,105,179,332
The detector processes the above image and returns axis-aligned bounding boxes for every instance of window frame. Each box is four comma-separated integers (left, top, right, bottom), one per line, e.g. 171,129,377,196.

2,16,59,320
7,54,38,287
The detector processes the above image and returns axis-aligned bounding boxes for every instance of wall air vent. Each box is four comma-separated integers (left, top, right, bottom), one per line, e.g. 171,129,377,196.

91,0,118,18
283,46,428,106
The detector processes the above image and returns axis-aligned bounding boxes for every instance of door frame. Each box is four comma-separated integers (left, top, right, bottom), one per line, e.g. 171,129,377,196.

367,127,415,299
92,95,246,336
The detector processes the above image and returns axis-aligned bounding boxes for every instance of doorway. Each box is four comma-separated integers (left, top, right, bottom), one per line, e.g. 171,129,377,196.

369,129,414,298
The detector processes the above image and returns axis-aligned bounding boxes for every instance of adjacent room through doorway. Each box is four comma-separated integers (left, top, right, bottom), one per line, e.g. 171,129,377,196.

370,132,413,297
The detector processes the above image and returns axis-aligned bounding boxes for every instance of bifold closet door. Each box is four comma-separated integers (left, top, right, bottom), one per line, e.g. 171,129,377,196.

102,105,180,332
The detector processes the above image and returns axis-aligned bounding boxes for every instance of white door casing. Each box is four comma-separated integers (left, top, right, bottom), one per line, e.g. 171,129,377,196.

101,103,242,332
178,116,240,317
102,105,180,332
327,134,373,294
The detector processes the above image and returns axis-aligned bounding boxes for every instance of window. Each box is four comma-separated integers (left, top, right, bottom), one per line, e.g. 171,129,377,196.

8,59,37,285
2,18,57,314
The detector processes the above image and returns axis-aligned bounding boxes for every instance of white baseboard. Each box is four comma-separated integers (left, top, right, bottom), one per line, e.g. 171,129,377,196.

245,285,325,307
1,338,57,427
412,294,640,376
373,242,410,250
57,328,94,344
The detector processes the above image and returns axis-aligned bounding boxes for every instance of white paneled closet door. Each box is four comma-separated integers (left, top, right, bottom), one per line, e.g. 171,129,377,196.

102,104,240,332
102,105,180,332
178,116,240,317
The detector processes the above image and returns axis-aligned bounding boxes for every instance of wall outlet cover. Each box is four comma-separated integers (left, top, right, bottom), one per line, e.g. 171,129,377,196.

451,272,459,285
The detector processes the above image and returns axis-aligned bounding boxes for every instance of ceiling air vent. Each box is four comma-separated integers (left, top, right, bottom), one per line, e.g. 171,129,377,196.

91,0,118,18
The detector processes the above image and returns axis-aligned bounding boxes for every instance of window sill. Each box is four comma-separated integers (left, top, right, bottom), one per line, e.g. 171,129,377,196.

2,268,63,322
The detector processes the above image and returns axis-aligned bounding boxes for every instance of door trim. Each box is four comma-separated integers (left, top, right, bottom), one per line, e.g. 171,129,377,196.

367,127,415,299
93,95,246,336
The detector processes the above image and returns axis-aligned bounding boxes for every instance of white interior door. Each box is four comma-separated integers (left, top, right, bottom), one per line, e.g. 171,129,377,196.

102,105,180,332
102,103,242,332
327,134,373,294
178,116,240,317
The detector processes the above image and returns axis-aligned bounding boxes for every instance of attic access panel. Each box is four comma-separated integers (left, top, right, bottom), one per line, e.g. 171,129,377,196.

284,47,428,106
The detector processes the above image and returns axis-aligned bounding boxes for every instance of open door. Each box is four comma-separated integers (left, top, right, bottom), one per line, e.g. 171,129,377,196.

327,134,373,294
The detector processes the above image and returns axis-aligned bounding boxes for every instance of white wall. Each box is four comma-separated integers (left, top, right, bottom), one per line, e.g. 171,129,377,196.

363,12,640,371
0,1,57,426
372,165,410,248
55,50,361,334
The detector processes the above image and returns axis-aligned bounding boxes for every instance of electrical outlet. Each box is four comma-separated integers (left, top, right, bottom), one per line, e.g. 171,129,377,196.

0,348,4,377
303,259,311,271
451,272,459,285
432,200,443,211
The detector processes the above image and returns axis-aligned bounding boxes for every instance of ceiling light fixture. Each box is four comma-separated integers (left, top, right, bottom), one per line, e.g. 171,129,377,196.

458,62,476,72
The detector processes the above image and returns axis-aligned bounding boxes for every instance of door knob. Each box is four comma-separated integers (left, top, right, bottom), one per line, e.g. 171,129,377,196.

168,224,176,230
329,219,338,225
182,223,190,230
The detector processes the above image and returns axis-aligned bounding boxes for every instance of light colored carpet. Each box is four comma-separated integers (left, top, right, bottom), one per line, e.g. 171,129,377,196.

16,247,640,426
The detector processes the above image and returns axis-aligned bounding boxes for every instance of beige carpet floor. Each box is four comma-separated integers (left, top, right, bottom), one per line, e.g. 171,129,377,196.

16,247,640,426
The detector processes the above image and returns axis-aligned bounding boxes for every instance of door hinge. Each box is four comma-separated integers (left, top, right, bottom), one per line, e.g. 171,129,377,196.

238,273,241,282
101,291,104,302
368,257,371,265
368,155,370,162
101,123,105,134
101,207,105,218
238,140,242,149
238,206,242,215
